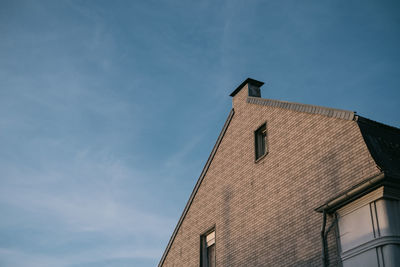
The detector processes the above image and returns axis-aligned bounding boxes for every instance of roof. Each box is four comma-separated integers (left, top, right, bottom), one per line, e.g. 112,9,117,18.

357,116,400,174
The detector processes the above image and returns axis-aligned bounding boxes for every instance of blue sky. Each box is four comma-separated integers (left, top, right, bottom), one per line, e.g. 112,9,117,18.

1,0,399,266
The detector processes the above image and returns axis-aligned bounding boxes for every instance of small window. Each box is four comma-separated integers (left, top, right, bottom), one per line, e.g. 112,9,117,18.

200,229,215,267
255,123,267,161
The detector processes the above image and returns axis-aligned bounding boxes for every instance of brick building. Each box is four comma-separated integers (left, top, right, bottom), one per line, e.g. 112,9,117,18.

159,78,400,267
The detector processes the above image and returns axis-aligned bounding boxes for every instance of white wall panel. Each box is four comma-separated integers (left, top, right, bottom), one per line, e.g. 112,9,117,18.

342,249,378,267
337,190,400,267
376,199,400,237
339,205,374,252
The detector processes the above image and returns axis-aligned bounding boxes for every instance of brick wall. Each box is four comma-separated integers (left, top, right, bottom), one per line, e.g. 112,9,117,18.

161,84,380,267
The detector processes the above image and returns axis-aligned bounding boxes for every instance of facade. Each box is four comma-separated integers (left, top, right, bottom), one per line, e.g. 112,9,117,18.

159,78,400,267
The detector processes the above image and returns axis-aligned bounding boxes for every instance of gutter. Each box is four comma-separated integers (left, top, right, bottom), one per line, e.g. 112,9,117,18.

315,172,385,213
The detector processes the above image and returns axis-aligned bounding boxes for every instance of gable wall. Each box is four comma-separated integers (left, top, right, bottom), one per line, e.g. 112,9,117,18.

161,86,380,266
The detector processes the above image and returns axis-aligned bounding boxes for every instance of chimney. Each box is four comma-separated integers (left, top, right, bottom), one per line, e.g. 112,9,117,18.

230,78,264,98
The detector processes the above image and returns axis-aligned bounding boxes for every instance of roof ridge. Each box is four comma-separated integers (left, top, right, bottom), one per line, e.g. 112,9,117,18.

247,97,355,120
357,115,400,133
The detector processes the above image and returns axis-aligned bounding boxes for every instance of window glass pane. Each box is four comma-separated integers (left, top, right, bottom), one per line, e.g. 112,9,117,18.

201,230,216,267
255,123,267,159
258,132,265,156
207,244,215,267
206,231,215,246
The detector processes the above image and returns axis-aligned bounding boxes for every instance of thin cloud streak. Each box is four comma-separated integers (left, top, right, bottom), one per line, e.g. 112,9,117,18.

0,246,162,267
0,148,175,266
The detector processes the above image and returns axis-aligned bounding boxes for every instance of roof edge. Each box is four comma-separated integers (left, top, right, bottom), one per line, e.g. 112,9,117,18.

247,97,355,120
158,109,235,267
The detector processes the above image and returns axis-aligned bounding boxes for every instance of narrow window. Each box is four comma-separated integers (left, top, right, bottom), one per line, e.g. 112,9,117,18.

255,123,267,161
200,230,215,267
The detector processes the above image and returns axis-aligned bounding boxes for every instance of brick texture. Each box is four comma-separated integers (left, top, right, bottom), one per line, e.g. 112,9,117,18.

161,85,380,267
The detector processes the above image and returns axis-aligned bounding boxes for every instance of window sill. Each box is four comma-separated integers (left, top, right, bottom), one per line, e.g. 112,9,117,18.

255,152,268,163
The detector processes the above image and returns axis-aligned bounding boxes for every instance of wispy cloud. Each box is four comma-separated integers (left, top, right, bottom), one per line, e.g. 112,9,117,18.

0,246,162,267
0,146,174,266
